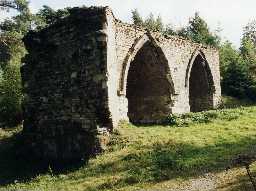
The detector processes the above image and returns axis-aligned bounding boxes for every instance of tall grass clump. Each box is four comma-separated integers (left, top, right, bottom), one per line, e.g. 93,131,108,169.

164,107,247,127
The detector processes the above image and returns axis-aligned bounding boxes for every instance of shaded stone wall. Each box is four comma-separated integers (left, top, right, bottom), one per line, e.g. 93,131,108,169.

189,55,214,112
21,7,221,161
22,7,111,161
126,41,173,123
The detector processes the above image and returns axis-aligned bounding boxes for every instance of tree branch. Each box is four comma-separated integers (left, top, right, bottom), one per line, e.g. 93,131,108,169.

0,1,18,11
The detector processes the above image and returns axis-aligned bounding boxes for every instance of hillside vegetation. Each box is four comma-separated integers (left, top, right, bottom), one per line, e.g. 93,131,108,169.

1,105,256,190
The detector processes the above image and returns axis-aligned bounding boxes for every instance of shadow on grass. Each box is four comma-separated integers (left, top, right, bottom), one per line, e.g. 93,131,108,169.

68,134,256,190
217,169,256,191
1,127,256,190
0,131,86,186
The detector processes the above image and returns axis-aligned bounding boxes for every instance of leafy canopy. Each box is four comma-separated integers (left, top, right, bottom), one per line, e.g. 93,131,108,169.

178,12,220,47
131,9,174,35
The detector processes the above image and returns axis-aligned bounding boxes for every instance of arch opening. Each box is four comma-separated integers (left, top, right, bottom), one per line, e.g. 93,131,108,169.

189,54,214,112
126,41,173,124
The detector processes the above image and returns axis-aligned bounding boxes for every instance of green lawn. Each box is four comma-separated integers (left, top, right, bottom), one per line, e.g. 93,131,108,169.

1,106,256,190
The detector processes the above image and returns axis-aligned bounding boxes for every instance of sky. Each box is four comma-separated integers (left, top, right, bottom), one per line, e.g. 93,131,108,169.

1,0,256,48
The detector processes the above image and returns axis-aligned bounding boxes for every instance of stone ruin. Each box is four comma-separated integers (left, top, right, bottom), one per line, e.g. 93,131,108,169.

21,6,221,161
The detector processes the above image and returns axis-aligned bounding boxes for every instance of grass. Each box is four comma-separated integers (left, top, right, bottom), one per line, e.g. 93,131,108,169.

1,105,256,190
219,95,254,109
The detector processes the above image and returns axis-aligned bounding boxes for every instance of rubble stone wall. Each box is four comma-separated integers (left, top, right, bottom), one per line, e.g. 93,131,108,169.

22,7,111,161
21,7,221,161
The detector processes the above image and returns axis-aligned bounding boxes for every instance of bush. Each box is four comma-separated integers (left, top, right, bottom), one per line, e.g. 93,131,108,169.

220,41,256,102
221,60,256,101
164,108,245,127
165,111,215,127
0,64,23,127
219,96,254,109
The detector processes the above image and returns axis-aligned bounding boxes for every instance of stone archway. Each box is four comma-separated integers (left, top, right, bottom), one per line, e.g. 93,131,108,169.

121,35,174,124
186,51,215,112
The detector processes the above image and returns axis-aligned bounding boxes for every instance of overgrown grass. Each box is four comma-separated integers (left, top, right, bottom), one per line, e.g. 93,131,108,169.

219,95,255,109
1,106,256,190
164,108,246,126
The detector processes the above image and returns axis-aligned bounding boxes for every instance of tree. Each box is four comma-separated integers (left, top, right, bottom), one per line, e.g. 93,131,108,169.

131,9,143,26
221,59,256,100
0,0,17,10
0,63,23,126
240,37,256,77
0,3,71,127
220,41,256,101
163,24,176,36
0,31,25,126
0,0,28,12
144,13,155,31
0,0,30,70
0,0,32,34
243,20,256,45
240,21,256,78
34,5,70,30
179,12,220,47
143,13,165,32
0,0,30,127
131,10,169,33
219,41,240,75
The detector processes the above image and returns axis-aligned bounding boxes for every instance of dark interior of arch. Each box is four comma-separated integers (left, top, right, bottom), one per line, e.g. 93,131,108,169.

189,55,214,112
126,41,173,124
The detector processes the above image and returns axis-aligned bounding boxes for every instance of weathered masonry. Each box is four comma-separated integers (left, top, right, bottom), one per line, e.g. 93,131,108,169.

21,7,221,161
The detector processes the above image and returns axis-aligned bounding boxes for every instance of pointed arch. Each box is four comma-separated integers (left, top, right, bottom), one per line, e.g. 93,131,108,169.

118,33,175,123
118,33,175,96
186,49,215,112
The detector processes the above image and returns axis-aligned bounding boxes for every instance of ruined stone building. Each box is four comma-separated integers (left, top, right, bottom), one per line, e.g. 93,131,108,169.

21,7,221,161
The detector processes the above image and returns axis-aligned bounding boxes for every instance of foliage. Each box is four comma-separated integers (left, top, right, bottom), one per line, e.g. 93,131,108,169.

221,59,256,100
1,107,256,190
240,37,256,63
0,64,23,126
178,12,220,47
219,21,256,101
164,107,248,127
219,41,240,75
243,19,256,46
131,10,220,48
239,21,256,79
131,9,143,26
240,37,256,79
219,96,254,109
163,24,176,36
143,13,164,32
0,31,25,127
0,0,30,127
0,0,32,35
34,5,70,30
131,9,174,34
0,0,29,12
0,2,69,127
0,36,12,69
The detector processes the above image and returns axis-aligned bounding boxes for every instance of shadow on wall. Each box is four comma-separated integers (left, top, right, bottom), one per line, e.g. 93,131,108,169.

189,54,214,112
126,41,174,124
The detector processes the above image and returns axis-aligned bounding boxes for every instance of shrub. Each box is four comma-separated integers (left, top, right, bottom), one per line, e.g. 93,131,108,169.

0,64,23,127
164,108,245,127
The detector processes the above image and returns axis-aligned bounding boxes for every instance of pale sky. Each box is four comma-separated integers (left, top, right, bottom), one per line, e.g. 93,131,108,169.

1,0,256,48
